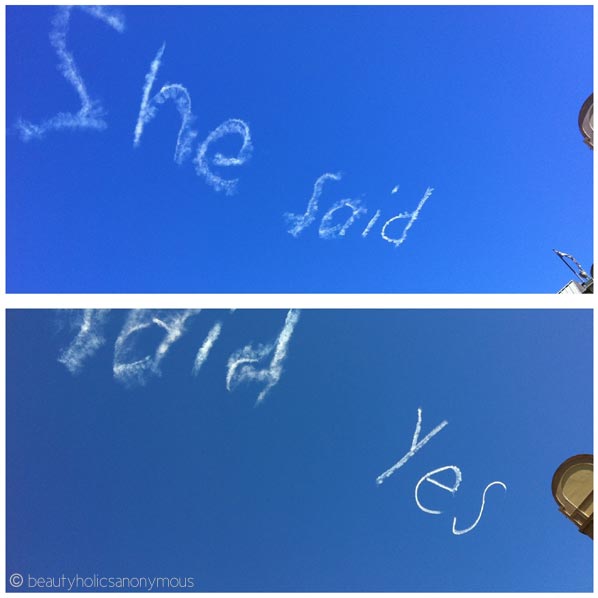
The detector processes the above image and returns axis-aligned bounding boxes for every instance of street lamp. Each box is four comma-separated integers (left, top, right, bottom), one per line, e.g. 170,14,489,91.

552,454,593,539
553,95,594,292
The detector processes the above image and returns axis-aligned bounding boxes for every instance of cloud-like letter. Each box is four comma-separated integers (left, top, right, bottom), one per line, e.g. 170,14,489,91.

226,309,300,404
376,407,448,485
318,198,367,239
381,187,434,248
58,309,111,374
195,119,253,195
114,309,199,386
133,44,199,165
285,172,342,237
16,6,125,141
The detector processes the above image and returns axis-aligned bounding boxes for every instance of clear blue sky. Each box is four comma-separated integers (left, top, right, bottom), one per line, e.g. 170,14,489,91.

6,5,593,293
7,309,593,592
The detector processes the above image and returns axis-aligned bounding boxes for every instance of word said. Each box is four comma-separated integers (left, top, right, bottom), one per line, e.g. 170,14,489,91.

58,309,300,405
377,408,507,535
286,173,434,247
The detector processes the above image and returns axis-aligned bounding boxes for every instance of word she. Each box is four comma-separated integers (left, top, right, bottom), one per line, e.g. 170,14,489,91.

15,6,252,196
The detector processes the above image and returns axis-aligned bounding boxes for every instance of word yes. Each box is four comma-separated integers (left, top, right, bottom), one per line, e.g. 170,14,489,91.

377,408,507,535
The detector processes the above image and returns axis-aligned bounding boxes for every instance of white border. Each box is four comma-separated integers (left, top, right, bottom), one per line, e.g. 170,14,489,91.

1,1,596,597
2,293,597,309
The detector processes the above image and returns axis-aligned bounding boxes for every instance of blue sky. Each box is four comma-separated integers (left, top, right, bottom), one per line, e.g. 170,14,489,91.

6,309,593,592
6,5,593,293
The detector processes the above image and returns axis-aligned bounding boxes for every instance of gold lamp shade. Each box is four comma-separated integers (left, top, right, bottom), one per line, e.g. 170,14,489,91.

578,94,593,149
552,454,593,539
